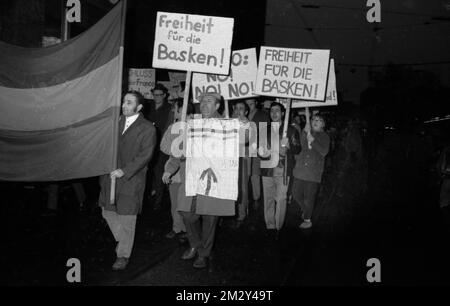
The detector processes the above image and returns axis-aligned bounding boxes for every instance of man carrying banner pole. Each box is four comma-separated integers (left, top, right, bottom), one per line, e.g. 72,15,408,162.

99,91,156,270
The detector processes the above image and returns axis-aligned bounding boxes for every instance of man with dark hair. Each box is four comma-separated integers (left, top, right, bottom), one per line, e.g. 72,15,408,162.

98,90,156,270
292,113,330,229
232,100,251,228
146,83,172,210
259,102,301,234
245,98,269,212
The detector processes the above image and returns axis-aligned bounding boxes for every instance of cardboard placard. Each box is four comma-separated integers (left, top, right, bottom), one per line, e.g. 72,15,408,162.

192,48,258,103
128,68,156,99
255,46,330,101
152,12,234,75
292,59,337,108
185,118,240,200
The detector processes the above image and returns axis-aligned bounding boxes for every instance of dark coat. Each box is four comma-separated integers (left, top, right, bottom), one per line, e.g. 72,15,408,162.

144,100,172,141
259,124,301,179
293,130,330,183
248,109,270,176
99,114,156,215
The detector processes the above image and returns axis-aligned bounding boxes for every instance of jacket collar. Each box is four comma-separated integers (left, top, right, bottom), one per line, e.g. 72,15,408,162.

120,113,144,136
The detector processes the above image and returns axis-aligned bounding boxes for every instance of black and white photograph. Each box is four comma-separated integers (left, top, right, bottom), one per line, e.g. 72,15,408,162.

0,0,450,295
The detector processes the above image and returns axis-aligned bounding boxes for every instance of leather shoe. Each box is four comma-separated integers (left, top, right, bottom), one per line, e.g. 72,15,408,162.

178,232,188,243
165,230,177,239
181,247,197,260
112,257,129,270
193,256,207,269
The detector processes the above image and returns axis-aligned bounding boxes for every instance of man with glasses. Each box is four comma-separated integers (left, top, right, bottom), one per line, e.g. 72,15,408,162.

146,83,172,211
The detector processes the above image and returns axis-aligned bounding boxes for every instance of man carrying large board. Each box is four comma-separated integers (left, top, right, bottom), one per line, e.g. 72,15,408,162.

163,93,237,269
154,12,234,269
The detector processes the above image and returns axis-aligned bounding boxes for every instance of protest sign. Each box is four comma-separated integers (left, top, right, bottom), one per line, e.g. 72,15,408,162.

192,48,258,103
128,68,155,99
168,71,187,84
152,12,234,75
185,118,240,200
159,81,184,100
255,46,330,101
161,71,187,100
292,59,338,108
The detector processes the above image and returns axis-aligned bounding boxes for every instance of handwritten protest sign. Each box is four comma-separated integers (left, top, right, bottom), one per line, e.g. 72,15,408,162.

159,81,184,100
152,12,234,75
191,48,258,103
185,118,240,200
160,72,186,100
291,59,337,108
168,71,187,84
255,46,330,101
128,68,155,99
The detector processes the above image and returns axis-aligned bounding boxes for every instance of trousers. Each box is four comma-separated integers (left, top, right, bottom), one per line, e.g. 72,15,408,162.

262,176,289,230
169,183,186,233
102,208,137,258
292,178,319,220
179,198,219,258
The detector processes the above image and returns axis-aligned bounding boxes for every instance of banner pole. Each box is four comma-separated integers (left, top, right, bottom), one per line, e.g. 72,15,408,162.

181,71,192,123
110,0,127,204
305,107,312,149
282,98,291,138
224,99,230,118
60,0,69,41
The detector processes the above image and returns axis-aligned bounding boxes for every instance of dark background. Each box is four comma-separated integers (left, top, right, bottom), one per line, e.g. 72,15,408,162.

1,0,450,287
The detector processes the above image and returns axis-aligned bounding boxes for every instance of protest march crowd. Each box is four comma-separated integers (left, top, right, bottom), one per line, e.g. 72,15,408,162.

2,4,450,282
98,84,332,271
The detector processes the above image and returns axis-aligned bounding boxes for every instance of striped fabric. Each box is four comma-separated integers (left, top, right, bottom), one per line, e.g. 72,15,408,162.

0,1,126,181
185,118,240,201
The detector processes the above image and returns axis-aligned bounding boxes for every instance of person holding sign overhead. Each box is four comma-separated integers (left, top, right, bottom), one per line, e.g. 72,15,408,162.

292,114,330,229
259,102,301,235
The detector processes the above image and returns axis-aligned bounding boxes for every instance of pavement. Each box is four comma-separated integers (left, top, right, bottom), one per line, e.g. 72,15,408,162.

2,143,450,286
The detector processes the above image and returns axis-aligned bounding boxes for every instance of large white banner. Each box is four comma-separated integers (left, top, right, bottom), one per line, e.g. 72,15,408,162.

292,59,338,108
255,46,330,101
185,118,240,200
152,12,234,75
128,68,155,99
192,48,258,103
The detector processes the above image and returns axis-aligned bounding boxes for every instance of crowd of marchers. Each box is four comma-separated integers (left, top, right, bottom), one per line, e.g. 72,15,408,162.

100,83,331,271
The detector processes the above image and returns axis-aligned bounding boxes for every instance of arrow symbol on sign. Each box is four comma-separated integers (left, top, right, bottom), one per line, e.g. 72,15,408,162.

200,167,218,196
